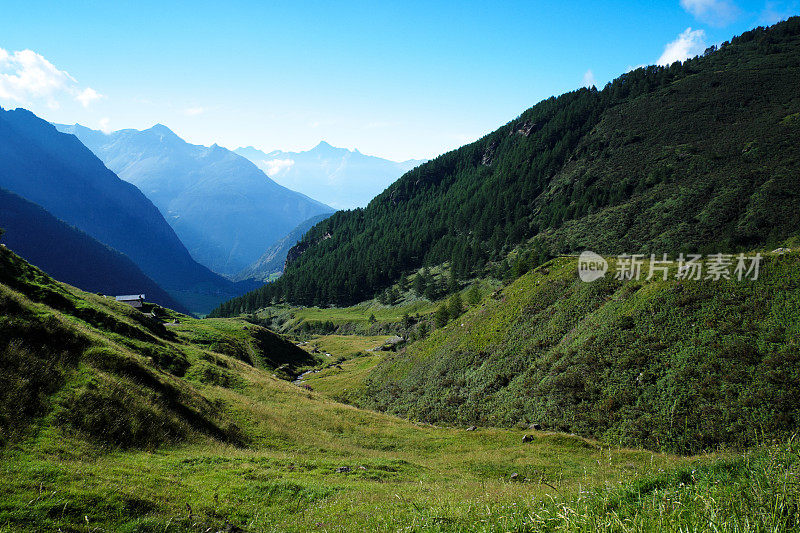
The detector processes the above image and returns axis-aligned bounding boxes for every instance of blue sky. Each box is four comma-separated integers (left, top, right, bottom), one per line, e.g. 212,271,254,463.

1,0,797,161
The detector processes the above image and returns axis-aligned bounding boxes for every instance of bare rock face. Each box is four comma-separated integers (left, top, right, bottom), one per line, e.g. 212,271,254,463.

481,141,497,166
284,231,335,270
284,241,312,269
514,120,541,137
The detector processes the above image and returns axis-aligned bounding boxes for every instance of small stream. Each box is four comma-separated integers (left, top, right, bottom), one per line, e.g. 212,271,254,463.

293,369,319,384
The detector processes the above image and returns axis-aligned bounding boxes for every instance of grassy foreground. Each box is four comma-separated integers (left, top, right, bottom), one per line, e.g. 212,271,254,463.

3,396,798,531
1,247,799,531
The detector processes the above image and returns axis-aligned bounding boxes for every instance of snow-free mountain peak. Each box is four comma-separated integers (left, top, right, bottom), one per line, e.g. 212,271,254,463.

234,143,426,210
312,140,335,151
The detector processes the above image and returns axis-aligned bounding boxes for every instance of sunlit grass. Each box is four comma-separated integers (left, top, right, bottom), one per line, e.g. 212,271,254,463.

2,247,799,531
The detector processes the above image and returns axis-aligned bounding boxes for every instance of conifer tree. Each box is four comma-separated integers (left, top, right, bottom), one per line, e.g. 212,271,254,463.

413,273,427,296
448,293,463,318
435,304,450,327
467,283,481,306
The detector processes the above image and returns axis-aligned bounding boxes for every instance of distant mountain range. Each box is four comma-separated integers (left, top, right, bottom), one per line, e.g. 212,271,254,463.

234,142,425,210
0,188,186,312
0,107,253,315
233,212,332,282
56,124,334,276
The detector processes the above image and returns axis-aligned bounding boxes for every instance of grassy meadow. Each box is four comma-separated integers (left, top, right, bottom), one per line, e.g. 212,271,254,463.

2,246,800,531
3,368,798,531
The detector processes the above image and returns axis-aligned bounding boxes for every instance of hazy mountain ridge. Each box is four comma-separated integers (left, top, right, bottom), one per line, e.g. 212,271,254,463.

0,107,252,315
234,142,426,210
56,123,334,276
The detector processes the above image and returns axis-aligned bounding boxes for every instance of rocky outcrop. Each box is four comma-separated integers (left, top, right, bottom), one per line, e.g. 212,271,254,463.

284,241,311,270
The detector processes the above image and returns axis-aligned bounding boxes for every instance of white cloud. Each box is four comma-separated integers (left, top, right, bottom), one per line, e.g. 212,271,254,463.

98,117,111,134
184,106,205,116
582,69,596,88
680,0,741,26
76,87,103,108
263,158,295,177
0,47,102,109
657,28,707,66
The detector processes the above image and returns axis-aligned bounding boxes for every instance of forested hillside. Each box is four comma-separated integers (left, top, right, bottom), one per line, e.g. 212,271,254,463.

213,17,800,315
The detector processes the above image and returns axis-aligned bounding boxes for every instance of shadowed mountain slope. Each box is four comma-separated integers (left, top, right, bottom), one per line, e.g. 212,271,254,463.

233,212,333,282
0,188,185,312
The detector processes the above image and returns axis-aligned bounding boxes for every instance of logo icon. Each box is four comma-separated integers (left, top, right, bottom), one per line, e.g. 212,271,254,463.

578,250,608,282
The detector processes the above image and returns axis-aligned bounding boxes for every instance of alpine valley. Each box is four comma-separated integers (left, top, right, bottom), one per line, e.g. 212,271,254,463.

2,13,800,533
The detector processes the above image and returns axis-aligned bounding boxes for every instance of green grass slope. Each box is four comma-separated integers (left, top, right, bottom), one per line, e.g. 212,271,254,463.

0,245,316,449
1,244,799,531
361,252,800,453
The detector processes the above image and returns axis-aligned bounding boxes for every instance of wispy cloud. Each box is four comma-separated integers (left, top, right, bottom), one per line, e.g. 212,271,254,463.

98,117,111,133
0,47,103,109
657,27,707,66
680,0,741,26
760,1,798,24
582,69,596,88
183,106,205,116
